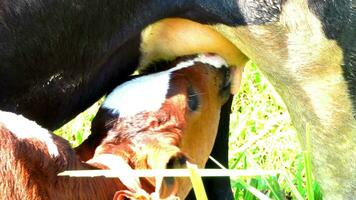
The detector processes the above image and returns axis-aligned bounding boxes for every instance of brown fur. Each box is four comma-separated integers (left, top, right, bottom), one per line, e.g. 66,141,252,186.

0,121,124,200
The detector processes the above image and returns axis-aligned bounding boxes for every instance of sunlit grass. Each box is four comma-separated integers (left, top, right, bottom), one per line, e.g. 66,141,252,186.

229,62,322,200
54,100,102,147
55,61,322,199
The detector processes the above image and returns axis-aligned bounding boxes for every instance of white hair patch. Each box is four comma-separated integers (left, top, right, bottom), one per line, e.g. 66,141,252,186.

165,54,227,72
0,111,59,157
102,71,171,117
192,54,228,69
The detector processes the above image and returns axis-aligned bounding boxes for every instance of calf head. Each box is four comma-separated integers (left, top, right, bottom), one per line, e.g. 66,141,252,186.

87,53,231,198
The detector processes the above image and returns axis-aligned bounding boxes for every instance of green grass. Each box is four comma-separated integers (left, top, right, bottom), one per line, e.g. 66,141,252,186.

55,61,322,199
54,100,102,147
229,62,322,200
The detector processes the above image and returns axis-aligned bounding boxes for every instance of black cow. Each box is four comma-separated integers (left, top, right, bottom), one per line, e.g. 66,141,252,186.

0,1,354,199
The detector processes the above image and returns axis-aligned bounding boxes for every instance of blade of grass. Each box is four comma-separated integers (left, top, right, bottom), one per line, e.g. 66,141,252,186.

209,156,227,169
295,154,306,197
304,123,314,200
244,178,258,200
313,182,323,200
230,152,245,169
262,176,283,200
236,180,272,200
187,162,208,200
281,172,304,200
58,169,279,178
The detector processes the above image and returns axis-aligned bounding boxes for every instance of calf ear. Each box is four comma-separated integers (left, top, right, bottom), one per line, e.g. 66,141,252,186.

91,107,119,134
75,107,119,161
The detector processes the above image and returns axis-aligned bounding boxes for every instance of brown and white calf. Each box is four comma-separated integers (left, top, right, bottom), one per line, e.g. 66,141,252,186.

0,111,123,200
0,53,230,199
77,53,231,198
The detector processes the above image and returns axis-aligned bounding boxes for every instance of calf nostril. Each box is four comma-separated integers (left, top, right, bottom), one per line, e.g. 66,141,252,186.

166,153,188,169
160,153,188,198
160,177,178,199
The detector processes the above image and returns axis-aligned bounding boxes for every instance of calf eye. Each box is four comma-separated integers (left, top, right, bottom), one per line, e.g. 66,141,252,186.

187,85,199,111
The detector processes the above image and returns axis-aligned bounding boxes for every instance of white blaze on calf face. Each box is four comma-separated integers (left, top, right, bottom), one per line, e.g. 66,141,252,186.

102,72,171,118
102,53,228,117
0,111,59,157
